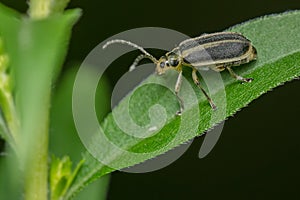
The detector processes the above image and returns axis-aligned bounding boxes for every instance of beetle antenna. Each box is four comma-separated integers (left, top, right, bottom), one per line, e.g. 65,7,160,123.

129,54,157,71
102,39,158,66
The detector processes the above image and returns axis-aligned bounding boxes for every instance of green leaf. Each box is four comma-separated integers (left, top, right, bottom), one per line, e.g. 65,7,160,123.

50,65,111,200
50,65,110,162
66,10,300,199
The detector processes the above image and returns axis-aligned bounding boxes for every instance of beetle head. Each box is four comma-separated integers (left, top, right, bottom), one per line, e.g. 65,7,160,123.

156,53,181,75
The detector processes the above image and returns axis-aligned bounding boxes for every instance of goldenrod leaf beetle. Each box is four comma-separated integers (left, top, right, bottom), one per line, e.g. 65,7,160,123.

103,32,257,115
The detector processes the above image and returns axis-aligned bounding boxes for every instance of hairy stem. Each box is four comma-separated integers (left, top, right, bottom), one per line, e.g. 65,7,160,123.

22,88,51,200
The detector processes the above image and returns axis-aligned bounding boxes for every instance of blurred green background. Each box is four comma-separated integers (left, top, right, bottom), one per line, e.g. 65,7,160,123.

1,0,300,199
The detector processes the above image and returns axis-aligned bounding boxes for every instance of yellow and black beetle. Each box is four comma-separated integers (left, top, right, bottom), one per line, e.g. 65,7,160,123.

103,32,257,115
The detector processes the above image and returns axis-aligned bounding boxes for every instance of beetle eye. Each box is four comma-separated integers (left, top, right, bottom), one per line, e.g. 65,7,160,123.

160,62,165,68
170,59,179,67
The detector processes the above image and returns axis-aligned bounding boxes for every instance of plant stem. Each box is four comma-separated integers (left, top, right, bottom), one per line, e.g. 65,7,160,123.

23,89,50,200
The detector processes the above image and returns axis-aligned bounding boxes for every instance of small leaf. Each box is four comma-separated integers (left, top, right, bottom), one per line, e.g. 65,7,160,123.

50,155,84,200
0,31,18,149
66,11,300,199
29,0,71,19
0,111,9,142
0,37,9,141
50,0,71,14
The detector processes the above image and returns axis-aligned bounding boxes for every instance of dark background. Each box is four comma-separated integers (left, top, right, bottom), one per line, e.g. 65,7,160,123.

2,0,300,199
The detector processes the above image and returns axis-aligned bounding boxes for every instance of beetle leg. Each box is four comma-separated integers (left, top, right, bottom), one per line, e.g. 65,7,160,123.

192,69,217,110
175,70,184,115
226,67,253,83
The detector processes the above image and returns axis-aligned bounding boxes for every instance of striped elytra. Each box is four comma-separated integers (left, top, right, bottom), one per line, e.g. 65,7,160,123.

179,32,257,70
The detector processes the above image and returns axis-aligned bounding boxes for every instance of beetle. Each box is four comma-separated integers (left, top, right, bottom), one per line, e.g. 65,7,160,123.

103,32,257,115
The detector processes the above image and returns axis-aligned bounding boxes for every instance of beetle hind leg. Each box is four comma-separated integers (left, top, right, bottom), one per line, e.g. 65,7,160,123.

192,69,217,110
226,66,253,83
174,71,184,115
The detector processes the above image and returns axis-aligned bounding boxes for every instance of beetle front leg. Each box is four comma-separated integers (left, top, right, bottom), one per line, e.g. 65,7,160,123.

175,70,184,115
192,69,217,110
226,66,253,83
